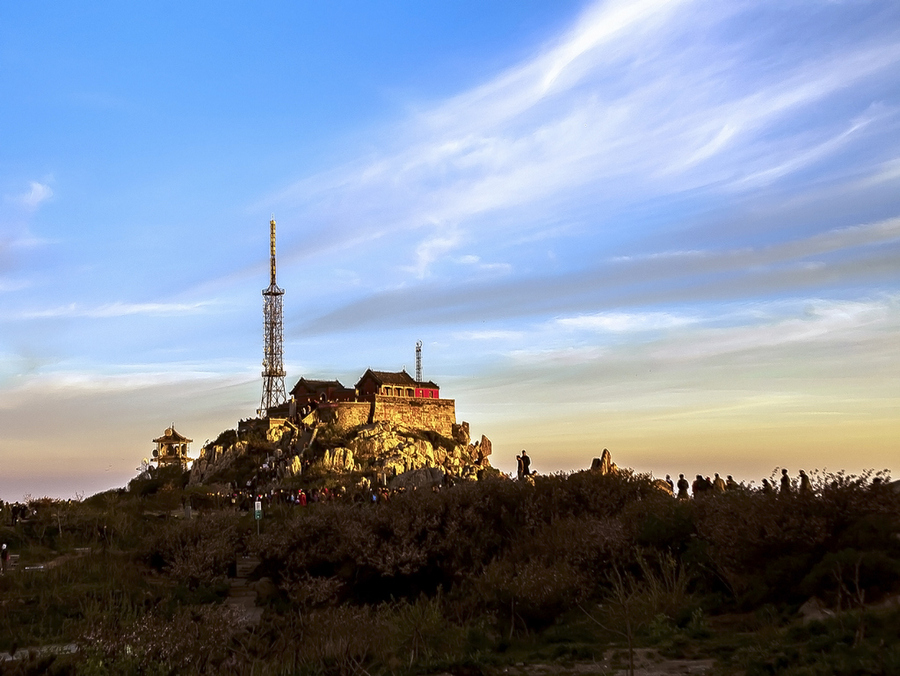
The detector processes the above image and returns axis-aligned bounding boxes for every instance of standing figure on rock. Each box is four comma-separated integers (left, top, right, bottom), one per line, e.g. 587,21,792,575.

799,469,812,495
516,454,524,481
780,469,791,495
521,450,532,476
665,474,675,493
676,474,690,499
713,473,726,492
692,475,706,495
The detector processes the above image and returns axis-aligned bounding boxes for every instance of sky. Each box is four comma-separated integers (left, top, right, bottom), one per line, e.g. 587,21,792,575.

1,0,898,500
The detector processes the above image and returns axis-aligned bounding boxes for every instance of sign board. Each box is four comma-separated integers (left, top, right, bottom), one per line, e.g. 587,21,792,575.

254,500,262,520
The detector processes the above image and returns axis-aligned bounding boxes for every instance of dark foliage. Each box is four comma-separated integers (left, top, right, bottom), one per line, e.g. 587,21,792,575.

3,468,898,675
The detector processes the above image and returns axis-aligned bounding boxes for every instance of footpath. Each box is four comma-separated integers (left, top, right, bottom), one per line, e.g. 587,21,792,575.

224,554,263,626
2,549,263,663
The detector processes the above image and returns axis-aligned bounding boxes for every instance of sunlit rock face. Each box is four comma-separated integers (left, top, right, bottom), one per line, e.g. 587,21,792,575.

189,407,491,488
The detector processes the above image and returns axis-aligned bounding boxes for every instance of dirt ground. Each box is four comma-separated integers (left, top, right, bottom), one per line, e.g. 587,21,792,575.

431,649,714,675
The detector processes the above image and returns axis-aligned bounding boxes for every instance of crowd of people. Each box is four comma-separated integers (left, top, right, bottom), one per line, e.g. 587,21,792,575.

666,468,817,499
1,501,33,526
217,481,445,514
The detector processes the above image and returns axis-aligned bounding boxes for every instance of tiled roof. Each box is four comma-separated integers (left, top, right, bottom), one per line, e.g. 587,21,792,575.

290,378,346,394
357,369,441,388
153,426,192,444
357,369,417,387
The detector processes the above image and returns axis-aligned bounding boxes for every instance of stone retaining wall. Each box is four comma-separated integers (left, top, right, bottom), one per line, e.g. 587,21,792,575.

371,397,456,437
315,401,372,433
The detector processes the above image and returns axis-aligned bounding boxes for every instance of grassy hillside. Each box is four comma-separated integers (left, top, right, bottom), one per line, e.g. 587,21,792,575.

1,468,898,675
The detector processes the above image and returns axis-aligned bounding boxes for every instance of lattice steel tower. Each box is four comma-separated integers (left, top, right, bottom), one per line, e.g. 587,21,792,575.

259,217,286,417
415,340,423,383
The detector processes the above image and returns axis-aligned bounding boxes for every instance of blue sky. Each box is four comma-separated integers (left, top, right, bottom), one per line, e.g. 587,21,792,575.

2,0,899,500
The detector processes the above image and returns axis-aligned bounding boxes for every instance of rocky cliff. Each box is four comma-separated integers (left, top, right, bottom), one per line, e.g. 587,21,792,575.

189,415,491,488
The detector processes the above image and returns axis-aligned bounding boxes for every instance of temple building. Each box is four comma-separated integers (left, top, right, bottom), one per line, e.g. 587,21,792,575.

356,369,440,400
289,378,356,406
152,425,193,469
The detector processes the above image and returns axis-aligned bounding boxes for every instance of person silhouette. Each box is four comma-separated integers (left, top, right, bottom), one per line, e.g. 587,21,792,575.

799,469,812,494
780,469,791,495
676,474,690,499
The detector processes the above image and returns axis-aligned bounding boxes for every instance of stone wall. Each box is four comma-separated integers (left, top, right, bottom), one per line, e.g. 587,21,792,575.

315,401,372,433
371,397,456,437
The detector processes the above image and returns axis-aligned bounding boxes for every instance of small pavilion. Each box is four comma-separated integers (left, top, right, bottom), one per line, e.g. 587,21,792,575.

152,425,193,469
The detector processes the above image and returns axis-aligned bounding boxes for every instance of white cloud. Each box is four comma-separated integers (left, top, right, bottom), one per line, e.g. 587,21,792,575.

271,0,900,282
17,181,53,209
653,297,897,362
452,330,525,341
456,254,512,274
0,279,30,293
0,361,256,402
555,311,695,332
609,250,704,263
18,301,216,320
404,229,461,278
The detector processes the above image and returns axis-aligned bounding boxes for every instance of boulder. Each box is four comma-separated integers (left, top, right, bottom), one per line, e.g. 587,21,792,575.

389,467,445,490
250,577,278,602
286,455,302,477
653,479,674,495
477,435,492,463
321,447,355,472
591,448,616,475
452,421,471,446
798,597,835,623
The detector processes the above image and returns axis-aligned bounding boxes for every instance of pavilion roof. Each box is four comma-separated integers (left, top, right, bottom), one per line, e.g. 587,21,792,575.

153,426,193,444
358,369,417,387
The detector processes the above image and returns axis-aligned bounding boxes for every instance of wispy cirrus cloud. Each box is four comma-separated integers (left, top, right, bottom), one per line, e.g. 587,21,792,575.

0,279,30,293
467,296,900,388
17,301,216,320
12,181,54,210
555,311,695,333
269,0,900,284
652,297,897,362
300,216,900,334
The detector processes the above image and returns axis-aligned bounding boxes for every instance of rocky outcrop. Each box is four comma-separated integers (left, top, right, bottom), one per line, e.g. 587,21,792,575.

389,467,445,490
452,422,470,445
342,421,491,478
286,455,302,477
189,440,251,485
589,448,673,495
321,447,355,472
189,415,491,487
590,448,616,475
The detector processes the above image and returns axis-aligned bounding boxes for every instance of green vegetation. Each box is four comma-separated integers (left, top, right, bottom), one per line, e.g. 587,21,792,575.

1,468,898,675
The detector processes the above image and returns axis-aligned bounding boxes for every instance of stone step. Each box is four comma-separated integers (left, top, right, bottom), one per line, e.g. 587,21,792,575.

228,590,257,600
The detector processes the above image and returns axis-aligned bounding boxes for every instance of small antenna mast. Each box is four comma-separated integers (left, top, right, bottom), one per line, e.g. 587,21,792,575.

415,340,423,383
269,214,277,286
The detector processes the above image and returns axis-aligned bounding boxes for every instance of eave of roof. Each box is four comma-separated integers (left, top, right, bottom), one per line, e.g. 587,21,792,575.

291,378,345,390
153,427,192,443
360,369,418,386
